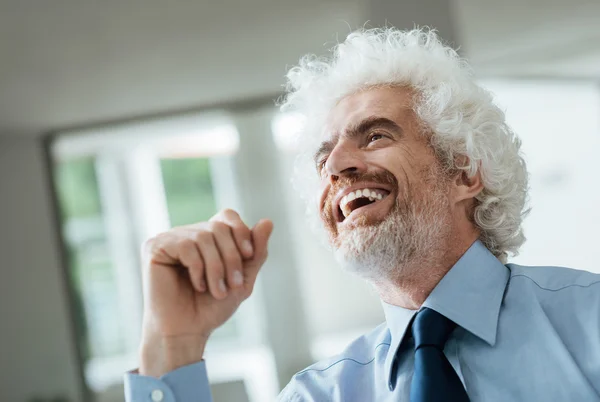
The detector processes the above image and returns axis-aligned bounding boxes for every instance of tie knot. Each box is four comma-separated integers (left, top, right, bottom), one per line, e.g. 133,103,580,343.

411,308,457,350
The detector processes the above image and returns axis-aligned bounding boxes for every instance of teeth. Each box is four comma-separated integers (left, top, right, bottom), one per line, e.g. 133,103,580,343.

339,188,389,218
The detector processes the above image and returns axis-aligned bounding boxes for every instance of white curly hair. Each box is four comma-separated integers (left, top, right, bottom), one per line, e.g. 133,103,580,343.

280,27,529,263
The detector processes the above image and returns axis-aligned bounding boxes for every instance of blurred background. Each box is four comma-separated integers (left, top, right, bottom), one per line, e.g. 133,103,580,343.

1,0,599,401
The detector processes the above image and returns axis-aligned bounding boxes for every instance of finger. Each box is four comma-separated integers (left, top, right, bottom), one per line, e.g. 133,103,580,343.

210,222,244,289
243,219,274,289
251,219,274,262
195,231,228,300
143,234,181,267
211,209,254,259
177,239,206,292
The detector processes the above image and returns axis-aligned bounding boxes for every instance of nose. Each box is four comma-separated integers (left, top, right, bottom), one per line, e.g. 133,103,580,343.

325,141,367,182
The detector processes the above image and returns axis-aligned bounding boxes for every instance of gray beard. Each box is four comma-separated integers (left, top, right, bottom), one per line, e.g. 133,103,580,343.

332,192,451,282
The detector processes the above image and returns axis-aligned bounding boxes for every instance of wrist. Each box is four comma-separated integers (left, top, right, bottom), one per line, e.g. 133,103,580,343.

139,333,209,377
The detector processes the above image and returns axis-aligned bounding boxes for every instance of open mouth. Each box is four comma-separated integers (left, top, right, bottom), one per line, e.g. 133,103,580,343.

337,188,391,222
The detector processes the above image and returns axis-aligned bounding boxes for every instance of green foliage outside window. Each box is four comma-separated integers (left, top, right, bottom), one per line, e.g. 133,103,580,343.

55,157,102,219
160,158,218,226
54,157,110,362
55,157,126,359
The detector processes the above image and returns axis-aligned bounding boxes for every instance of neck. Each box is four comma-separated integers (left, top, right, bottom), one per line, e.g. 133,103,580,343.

374,231,479,310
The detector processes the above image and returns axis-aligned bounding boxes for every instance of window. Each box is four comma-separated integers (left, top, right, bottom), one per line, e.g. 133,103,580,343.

161,158,218,226
50,113,272,397
55,157,124,361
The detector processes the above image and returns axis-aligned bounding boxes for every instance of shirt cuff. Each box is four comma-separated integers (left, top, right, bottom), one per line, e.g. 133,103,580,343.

124,361,213,402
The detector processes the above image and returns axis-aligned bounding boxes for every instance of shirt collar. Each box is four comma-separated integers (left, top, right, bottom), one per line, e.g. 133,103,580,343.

382,240,510,390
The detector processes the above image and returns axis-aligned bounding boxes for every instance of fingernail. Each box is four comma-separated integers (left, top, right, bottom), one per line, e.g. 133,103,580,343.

232,271,244,286
218,279,227,293
242,240,253,255
198,280,206,292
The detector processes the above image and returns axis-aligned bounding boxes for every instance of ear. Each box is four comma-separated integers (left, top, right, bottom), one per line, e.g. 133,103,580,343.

451,168,484,205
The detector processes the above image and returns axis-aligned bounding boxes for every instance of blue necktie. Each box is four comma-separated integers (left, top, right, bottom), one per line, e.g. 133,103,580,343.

409,308,470,402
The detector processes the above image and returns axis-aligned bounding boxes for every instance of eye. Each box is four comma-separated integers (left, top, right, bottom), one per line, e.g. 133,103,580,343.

368,133,385,143
317,158,328,173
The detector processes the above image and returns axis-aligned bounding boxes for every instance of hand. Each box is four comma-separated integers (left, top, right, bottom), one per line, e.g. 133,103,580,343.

138,209,274,377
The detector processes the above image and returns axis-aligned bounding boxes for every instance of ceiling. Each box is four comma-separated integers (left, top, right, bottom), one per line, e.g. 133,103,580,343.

457,0,600,78
0,0,598,137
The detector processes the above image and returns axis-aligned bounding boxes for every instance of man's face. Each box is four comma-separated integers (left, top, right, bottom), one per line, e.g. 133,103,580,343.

316,86,452,279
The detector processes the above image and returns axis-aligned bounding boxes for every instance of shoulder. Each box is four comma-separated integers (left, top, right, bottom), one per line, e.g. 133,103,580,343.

506,263,600,291
278,322,389,400
503,263,600,374
505,263,600,308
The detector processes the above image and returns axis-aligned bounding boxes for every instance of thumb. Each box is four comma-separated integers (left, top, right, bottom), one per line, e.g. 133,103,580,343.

240,219,273,292
250,219,274,262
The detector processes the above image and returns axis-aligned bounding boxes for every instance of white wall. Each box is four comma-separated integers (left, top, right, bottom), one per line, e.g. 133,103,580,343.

485,80,600,273
0,137,83,402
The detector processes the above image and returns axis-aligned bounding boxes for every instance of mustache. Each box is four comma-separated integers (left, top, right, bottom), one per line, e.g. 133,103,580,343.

321,170,399,225
329,170,398,195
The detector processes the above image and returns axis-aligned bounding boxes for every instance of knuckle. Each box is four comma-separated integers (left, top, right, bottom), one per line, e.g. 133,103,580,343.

209,221,228,234
232,223,250,236
180,238,196,251
221,208,239,218
142,234,164,257
194,230,213,244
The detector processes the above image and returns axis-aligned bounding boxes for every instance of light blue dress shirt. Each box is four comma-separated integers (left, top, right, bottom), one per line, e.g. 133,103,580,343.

125,240,600,401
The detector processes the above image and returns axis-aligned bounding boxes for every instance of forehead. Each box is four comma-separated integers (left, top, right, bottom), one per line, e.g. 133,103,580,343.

323,86,415,140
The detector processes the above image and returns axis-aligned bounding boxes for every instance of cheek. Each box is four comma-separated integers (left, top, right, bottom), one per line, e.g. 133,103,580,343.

369,146,406,168
318,180,331,212
366,150,411,185
376,143,434,179
317,182,340,234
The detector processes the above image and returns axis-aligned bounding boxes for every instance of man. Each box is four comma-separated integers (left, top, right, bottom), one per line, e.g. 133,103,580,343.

124,28,600,401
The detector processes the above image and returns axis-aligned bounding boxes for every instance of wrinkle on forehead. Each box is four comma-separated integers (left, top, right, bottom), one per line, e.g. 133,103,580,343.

322,85,417,143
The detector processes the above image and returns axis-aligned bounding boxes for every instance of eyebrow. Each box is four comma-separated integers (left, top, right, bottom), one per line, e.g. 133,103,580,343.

313,116,403,164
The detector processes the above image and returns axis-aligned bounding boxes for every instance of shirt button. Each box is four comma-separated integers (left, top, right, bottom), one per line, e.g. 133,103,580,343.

151,389,164,402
